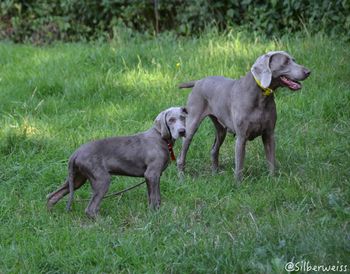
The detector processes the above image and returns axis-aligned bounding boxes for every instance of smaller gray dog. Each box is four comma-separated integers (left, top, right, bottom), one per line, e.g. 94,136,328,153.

47,107,187,218
177,51,311,181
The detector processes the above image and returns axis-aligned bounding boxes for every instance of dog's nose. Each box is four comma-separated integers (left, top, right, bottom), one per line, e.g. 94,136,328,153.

304,69,311,77
179,128,186,137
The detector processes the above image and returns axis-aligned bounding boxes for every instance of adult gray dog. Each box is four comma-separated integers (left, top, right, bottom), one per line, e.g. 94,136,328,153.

177,51,311,181
47,107,187,218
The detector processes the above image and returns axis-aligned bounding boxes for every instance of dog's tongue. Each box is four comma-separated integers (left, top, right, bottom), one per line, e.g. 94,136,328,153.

280,76,301,90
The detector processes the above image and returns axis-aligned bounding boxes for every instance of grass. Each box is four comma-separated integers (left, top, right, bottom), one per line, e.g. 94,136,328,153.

0,30,349,273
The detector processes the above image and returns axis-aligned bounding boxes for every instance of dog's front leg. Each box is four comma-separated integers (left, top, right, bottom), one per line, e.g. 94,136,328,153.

235,136,246,182
145,169,161,210
262,132,276,176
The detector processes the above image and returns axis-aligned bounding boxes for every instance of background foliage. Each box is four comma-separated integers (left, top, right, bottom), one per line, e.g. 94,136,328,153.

1,0,349,43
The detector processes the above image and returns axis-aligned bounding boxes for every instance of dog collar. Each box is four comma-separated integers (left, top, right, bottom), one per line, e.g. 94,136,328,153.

253,76,273,96
167,143,176,161
164,112,176,161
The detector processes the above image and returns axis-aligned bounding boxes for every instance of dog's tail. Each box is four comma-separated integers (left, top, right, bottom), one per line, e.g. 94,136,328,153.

178,81,196,89
66,154,77,212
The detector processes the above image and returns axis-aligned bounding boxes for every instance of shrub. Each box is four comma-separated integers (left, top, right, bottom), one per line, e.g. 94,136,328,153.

0,0,349,43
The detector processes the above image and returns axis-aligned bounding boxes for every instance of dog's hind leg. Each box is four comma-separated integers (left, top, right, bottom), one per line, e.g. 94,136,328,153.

47,174,86,210
177,95,208,177
209,115,227,173
85,174,111,218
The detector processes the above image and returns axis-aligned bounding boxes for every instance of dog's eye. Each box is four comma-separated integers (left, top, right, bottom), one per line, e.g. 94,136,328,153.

180,116,185,121
168,118,176,123
284,59,290,65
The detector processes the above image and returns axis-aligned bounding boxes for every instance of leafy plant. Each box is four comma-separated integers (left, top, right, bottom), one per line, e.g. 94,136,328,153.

0,1,349,42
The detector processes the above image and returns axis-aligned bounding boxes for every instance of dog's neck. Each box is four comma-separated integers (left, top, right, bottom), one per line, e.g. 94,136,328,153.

165,137,175,146
245,72,277,98
151,127,176,161
150,127,175,146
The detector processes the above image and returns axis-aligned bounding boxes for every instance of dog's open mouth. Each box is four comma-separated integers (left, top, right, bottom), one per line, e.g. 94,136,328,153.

280,76,301,90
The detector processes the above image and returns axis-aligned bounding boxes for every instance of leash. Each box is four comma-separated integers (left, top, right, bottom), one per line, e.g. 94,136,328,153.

75,180,146,202
102,180,146,199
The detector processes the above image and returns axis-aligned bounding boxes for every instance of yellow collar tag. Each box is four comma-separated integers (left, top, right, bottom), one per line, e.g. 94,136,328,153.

253,76,273,96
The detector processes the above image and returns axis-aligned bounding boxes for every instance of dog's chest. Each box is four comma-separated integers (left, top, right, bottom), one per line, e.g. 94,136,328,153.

244,104,276,140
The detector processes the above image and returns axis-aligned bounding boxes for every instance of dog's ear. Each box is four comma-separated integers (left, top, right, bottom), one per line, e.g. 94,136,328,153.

154,110,170,139
251,53,273,89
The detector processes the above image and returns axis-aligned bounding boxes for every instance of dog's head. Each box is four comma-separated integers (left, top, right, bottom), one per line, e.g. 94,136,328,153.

154,107,187,140
251,51,311,91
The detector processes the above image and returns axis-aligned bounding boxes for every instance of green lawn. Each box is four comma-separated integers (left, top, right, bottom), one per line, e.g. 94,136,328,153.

0,31,349,273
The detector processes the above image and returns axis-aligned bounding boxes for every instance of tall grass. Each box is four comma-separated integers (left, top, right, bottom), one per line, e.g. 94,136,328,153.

0,30,349,273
